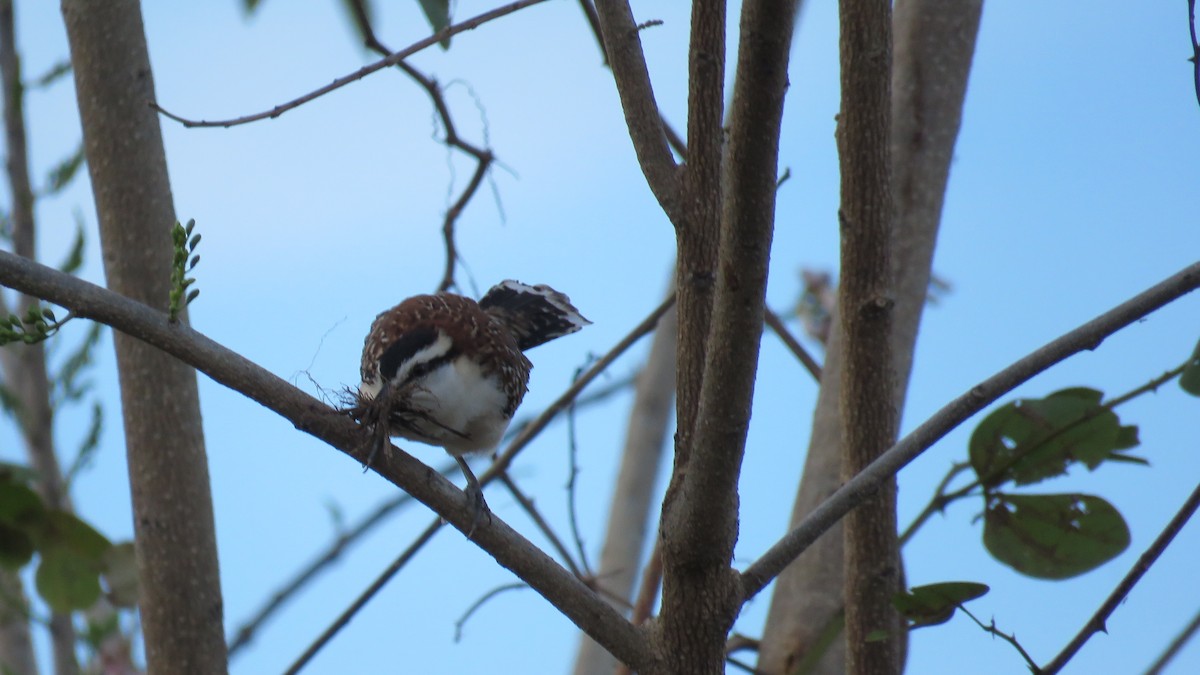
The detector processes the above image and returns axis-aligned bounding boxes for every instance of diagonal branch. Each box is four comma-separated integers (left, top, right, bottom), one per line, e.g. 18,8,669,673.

739,260,1200,601
1041,479,1200,674
150,0,550,129
592,1,681,221
0,249,654,671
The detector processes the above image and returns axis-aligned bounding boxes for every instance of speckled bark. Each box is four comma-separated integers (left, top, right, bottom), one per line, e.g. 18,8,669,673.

60,1,227,672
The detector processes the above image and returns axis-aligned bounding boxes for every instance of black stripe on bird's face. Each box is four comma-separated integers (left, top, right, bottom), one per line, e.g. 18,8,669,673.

379,325,455,387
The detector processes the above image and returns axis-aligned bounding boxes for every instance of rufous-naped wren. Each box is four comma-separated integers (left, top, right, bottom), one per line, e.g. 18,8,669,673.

358,280,590,529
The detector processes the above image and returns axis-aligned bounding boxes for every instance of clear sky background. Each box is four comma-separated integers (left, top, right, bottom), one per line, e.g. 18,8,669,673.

3,1,1199,674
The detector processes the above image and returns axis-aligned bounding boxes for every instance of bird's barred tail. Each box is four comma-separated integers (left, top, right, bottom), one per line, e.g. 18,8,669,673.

479,280,590,351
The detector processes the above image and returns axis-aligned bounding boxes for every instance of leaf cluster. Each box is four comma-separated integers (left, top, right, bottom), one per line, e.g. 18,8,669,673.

168,218,201,322
0,303,71,346
0,464,138,612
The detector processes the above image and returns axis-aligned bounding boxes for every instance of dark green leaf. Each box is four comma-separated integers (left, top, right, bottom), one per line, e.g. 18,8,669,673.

969,388,1140,487
101,542,139,608
983,493,1129,579
242,0,265,14
893,581,990,628
36,547,103,612
54,321,104,406
0,522,34,569
0,481,45,527
41,510,111,561
58,220,87,275
416,0,452,49
65,402,103,489
1180,338,1200,396
44,144,86,196
29,60,72,89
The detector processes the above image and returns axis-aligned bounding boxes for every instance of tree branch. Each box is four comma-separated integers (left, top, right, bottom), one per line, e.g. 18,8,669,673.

150,0,550,129
0,250,654,671
592,1,681,221
837,0,900,670
739,260,1200,600
1041,479,1200,674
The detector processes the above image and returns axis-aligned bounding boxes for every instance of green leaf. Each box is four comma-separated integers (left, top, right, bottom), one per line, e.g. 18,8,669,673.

58,220,86,275
983,493,1129,579
36,547,103,612
969,388,1141,487
29,60,72,89
101,542,139,608
44,144,86,196
0,522,35,569
416,0,452,49
893,582,990,628
65,401,103,489
54,320,104,406
41,510,111,561
0,480,45,527
1180,338,1200,396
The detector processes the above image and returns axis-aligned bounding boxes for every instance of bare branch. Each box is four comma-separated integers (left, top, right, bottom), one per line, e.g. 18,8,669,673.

739,260,1200,601
1041,479,1200,674
592,1,681,221
764,308,821,382
227,471,439,657
284,520,443,675
343,0,494,293
150,0,551,129
1144,604,1200,674
0,250,655,671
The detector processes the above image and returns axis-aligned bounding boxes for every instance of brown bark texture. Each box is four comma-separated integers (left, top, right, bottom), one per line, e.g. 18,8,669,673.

59,1,227,672
756,1,983,672
836,0,902,673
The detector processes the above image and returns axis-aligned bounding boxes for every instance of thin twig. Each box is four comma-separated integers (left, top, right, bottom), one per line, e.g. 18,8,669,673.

499,472,583,578
150,0,550,129
764,307,822,382
898,462,971,546
956,605,1041,673
226,463,452,658
344,0,495,294
566,363,594,578
283,519,443,675
1041,479,1200,674
1188,0,1199,109
1143,604,1200,674
739,261,1200,601
453,582,530,642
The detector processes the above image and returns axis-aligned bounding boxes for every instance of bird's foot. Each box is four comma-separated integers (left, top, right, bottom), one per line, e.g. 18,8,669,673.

463,480,492,540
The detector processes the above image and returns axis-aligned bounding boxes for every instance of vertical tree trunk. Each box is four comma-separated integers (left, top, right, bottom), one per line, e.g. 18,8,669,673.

59,2,227,672
0,570,36,675
571,279,676,675
756,2,983,673
837,1,900,673
0,2,80,672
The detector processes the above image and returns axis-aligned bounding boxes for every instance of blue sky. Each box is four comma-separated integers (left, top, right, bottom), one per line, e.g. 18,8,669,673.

4,1,1200,673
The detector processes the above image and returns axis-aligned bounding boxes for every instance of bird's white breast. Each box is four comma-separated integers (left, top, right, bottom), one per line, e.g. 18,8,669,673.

408,354,512,455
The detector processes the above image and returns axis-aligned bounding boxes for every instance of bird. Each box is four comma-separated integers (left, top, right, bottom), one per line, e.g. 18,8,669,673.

357,280,590,534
